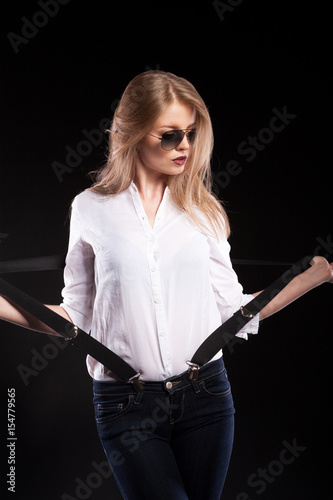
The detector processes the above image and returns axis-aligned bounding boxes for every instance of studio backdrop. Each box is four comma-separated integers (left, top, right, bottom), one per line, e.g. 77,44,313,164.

1,1,331,499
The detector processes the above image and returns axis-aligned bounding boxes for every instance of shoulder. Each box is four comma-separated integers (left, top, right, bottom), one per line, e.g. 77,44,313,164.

68,190,108,227
72,189,112,212
71,187,132,222
191,205,229,244
74,188,104,203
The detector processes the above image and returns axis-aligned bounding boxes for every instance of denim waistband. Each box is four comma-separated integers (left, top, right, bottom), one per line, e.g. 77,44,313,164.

93,358,226,396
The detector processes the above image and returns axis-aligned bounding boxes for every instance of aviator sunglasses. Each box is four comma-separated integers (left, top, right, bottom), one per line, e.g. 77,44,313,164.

148,128,196,151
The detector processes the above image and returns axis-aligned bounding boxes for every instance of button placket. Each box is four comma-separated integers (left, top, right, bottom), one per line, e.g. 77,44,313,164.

129,183,153,237
147,233,172,377
130,182,172,376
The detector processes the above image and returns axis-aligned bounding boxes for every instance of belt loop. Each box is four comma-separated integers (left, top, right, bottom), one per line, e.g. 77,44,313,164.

191,379,201,393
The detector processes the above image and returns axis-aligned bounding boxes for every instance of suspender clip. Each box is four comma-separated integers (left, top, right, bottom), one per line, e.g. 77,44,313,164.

240,306,254,319
186,361,200,381
65,325,79,341
129,372,144,393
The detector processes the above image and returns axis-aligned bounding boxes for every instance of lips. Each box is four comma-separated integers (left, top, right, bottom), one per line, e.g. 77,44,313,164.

172,156,187,166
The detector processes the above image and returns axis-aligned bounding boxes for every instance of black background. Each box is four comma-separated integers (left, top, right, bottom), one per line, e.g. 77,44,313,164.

1,1,332,499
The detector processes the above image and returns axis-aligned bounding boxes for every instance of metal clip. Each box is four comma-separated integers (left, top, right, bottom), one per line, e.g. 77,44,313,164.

65,325,78,341
186,361,200,381
240,306,254,319
129,372,144,393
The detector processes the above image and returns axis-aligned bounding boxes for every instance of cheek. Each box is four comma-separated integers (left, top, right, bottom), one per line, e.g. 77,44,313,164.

139,141,168,165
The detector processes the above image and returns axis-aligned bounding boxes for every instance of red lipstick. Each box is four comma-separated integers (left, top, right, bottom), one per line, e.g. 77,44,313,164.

172,156,187,166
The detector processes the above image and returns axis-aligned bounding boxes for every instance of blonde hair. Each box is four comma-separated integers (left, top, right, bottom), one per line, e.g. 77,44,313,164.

90,70,230,239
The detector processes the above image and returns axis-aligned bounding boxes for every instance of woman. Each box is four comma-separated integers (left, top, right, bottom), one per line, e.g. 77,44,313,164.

1,70,332,500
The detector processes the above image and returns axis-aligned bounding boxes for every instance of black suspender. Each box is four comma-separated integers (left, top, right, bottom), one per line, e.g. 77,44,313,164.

0,254,312,391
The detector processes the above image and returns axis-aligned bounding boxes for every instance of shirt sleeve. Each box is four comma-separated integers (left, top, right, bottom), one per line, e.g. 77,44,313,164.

60,196,95,333
208,234,260,340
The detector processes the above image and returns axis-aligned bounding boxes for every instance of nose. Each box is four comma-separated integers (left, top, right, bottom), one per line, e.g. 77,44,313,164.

176,134,191,152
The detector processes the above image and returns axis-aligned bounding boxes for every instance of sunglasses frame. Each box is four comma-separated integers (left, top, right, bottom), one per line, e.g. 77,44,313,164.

148,128,196,151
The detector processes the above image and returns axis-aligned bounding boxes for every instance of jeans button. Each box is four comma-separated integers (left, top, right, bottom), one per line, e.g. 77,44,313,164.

166,381,172,390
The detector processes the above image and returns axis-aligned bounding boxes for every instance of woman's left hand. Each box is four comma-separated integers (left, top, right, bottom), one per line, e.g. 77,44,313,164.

309,256,333,285
256,256,331,321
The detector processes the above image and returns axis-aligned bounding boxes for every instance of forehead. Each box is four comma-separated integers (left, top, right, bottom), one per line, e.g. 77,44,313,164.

155,101,196,129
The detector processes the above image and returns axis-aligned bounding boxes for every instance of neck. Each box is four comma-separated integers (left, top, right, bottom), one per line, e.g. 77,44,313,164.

134,166,167,202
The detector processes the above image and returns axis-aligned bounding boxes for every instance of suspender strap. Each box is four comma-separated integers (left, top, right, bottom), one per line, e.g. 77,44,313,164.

0,278,144,392
187,255,313,378
0,255,313,388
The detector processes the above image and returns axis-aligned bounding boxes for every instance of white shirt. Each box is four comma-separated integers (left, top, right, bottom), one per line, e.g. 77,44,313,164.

60,182,259,382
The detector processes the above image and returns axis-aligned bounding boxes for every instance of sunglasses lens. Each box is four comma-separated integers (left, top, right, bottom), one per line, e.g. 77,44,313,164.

187,129,196,145
161,130,183,150
160,129,196,150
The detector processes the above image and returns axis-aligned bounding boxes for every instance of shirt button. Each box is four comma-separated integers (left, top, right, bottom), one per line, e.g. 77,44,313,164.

160,331,166,337
166,381,172,389
151,265,156,272
154,298,160,304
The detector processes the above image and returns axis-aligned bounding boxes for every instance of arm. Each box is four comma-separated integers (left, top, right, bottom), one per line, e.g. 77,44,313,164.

253,257,333,321
0,295,72,336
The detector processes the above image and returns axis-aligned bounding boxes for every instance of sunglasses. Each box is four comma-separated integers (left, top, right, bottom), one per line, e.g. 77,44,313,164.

148,129,196,151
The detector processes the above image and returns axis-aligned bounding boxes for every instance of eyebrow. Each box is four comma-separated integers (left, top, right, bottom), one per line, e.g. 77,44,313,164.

157,122,196,130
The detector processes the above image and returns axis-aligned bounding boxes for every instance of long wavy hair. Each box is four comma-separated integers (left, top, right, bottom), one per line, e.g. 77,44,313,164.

90,70,230,239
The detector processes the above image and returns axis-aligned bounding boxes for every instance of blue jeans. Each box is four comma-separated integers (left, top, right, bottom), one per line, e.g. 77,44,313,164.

93,358,235,500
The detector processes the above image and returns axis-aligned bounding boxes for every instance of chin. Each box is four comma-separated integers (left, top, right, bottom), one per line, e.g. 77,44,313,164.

168,165,185,175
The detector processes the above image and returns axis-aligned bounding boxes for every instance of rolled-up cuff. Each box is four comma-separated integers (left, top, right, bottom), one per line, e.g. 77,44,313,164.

59,303,92,333
235,294,260,340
